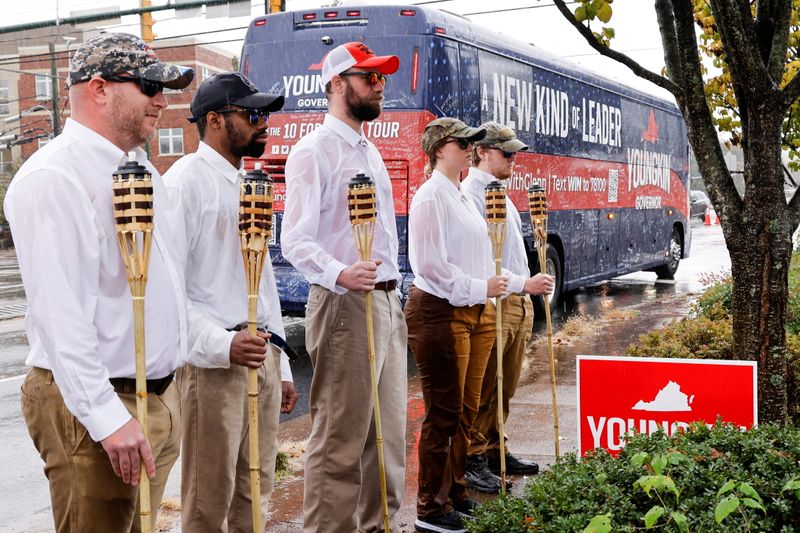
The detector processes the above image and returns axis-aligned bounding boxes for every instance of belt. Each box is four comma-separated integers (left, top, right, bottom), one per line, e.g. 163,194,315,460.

227,324,298,361
110,375,174,395
374,280,397,291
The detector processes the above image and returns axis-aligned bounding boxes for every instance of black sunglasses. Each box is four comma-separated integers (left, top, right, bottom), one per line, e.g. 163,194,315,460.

444,137,472,150
215,108,271,126
102,75,164,97
339,71,388,86
488,147,516,159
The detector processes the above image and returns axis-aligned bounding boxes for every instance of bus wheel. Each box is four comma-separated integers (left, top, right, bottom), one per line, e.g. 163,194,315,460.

655,227,682,279
532,244,562,317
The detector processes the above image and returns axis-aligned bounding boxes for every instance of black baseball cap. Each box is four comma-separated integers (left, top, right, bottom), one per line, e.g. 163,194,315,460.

188,72,284,123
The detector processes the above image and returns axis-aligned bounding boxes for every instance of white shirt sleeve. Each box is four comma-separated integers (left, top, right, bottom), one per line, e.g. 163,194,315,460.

409,197,488,307
281,146,348,293
7,169,131,442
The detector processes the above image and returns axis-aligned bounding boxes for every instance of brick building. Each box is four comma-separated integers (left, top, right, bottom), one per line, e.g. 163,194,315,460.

7,32,234,176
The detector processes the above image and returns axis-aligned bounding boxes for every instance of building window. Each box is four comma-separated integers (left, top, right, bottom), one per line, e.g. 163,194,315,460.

0,148,12,175
159,128,183,155
35,75,52,100
0,81,9,116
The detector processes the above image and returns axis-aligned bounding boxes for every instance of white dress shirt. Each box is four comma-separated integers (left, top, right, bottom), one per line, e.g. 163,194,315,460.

408,170,524,307
281,114,400,292
462,167,531,280
4,118,189,442
164,142,292,382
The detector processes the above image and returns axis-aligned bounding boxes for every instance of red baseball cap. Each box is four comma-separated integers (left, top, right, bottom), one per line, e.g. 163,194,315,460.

320,42,399,85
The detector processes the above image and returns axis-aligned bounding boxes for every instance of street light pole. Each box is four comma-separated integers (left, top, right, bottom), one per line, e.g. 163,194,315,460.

48,42,61,137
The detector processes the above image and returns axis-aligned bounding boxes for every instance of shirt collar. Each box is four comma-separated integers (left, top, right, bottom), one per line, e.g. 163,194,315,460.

466,166,498,186
430,169,464,202
63,118,148,167
196,141,241,184
323,113,368,148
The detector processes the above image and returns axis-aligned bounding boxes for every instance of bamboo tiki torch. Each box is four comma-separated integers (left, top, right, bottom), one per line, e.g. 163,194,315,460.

348,172,391,533
239,163,274,533
484,180,508,493
528,185,560,458
112,157,155,533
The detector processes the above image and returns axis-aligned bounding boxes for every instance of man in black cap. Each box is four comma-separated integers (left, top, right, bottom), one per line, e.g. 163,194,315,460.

164,71,297,532
5,32,194,532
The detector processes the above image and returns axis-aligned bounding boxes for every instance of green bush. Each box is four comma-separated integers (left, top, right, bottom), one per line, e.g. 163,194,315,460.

467,423,800,533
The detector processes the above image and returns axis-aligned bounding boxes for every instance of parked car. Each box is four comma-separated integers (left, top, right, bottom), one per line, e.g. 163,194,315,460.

690,190,710,220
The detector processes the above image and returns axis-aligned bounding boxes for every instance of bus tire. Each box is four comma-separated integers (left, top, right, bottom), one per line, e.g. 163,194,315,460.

655,227,682,279
532,244,562,318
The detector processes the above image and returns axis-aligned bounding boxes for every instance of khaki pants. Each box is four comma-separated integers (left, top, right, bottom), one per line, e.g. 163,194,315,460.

178,346,281,533
303,285,408,533
469,294,533,457
404,287,496,519
21,367,180,533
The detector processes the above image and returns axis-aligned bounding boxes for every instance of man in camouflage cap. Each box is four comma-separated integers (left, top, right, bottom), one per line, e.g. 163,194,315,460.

68,32,193,89
6,32,197,532
461,122,554,492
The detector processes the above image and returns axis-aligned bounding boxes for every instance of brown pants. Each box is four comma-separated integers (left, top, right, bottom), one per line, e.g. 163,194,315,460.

404,287,496,519
469,294,534,457
178,346,281,533
21,367,180,533
302,285,408,533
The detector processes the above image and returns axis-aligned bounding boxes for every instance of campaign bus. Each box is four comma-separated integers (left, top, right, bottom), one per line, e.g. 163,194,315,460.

240,5,691,312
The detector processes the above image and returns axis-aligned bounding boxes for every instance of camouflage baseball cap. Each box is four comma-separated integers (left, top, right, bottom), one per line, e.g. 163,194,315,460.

421,117,486,154
68,32,194,90
475,122,528,152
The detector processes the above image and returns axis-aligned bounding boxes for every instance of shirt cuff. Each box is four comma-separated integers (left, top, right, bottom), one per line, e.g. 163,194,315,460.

469,278,489,307
83,393,134,442
322,259,349,294
280,352,293,382
189,329,235,369
507,273,525,294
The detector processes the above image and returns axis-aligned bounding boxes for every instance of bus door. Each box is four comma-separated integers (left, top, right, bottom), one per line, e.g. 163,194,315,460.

596,206,620,276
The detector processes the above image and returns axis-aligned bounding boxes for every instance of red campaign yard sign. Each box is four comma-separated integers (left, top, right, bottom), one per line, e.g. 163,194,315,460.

577,355,757,456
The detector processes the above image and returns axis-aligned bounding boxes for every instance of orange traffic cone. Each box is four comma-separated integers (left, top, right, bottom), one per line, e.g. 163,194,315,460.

704,205,712,226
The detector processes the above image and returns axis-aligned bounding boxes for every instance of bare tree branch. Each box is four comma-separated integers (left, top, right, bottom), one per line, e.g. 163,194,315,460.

654,0,684,93
758,0,792,81
550,0,681,95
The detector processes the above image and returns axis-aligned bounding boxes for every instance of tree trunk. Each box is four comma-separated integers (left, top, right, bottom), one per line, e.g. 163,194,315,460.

725,106,791,425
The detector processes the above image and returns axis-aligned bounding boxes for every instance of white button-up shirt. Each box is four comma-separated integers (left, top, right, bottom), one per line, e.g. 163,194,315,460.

462,167,530,280
4,118,189,442
408,170,524,307
281,114,400,292
164,142,292,382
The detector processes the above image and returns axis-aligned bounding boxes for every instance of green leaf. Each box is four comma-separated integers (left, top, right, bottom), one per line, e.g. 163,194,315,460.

635,475,679,498
651,455,667,475
595,473,607,484
737,482,763,504
583,513,612,533
782,479,800,493
667,451,686,465
717,480,736,497
671,511,688,532
740,497,765,512
575,5,587,22
715,495,740,523
631,451,648,468
597,2,612,23
644,505,665,528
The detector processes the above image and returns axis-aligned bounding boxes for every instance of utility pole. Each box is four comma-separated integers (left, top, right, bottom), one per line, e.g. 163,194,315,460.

48,42,61,137
268,0,284,14
140,0,156,42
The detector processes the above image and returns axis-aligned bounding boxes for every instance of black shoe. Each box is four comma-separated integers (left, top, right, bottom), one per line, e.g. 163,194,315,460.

465,454,503,493
488,452,540,476
452,498,479,518
415,511,466,533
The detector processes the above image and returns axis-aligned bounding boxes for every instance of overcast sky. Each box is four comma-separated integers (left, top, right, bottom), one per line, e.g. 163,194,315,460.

3,0,672,99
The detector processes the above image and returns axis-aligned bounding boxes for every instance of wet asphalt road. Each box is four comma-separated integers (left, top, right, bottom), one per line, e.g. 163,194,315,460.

0,220,729,532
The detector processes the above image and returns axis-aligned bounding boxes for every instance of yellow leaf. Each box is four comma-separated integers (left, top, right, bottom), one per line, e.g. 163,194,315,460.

598,3,612,23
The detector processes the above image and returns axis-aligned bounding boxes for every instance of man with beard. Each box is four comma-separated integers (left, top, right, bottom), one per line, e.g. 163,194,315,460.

4,33,195,531
163,72,297,532
281,42,407,532
461,123,554,492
